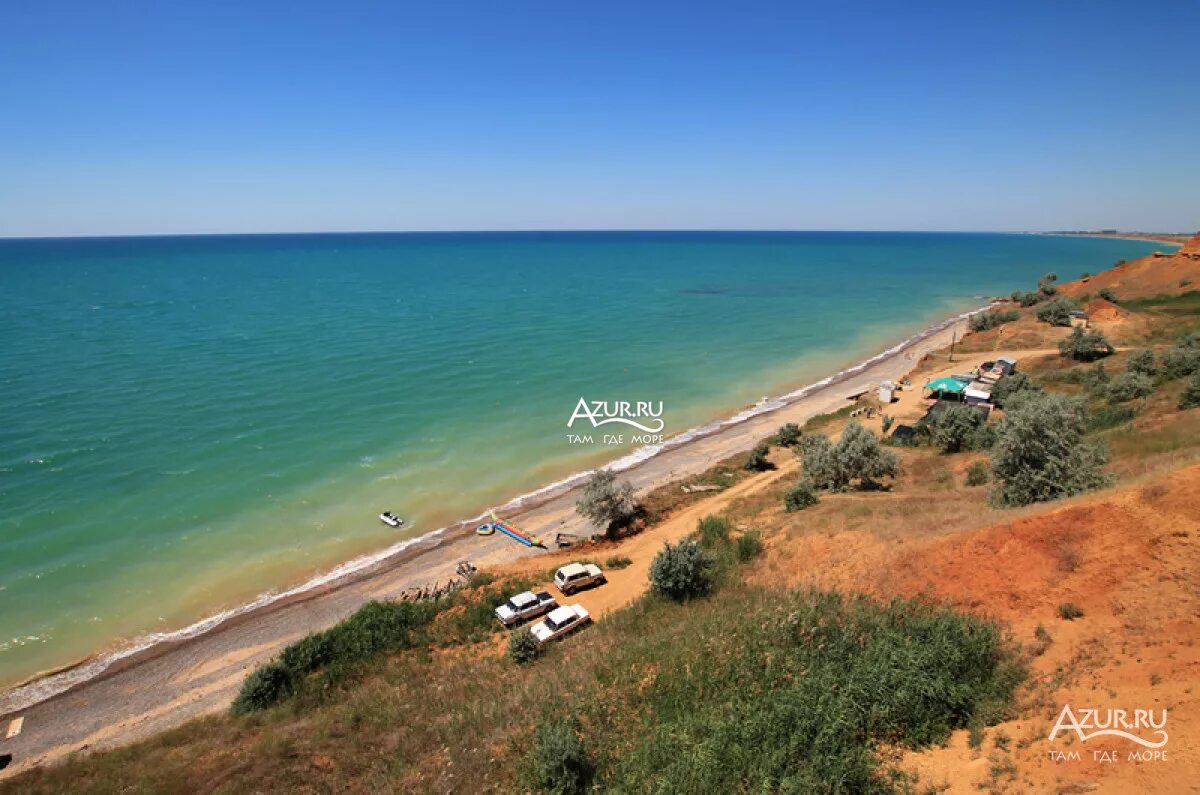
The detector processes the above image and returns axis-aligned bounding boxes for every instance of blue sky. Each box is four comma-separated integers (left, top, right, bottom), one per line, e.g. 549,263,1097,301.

1,1,1197,236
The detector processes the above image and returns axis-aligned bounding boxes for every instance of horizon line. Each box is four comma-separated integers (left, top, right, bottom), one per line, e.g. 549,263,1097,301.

0,228,1190,243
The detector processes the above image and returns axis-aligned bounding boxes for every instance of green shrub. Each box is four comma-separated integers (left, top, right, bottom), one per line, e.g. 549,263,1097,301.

966,461,990,486
775,422,802,447
989,393,1111,507
1059,326,1115,362
928,405,993,453
736,530,764,562
231,662,294,714
1082,362,1111,395
799,422,898,491
1038,272,1058,296
881,414,894,433
1106,370,1154,403
990,371,1041,409
784,478,819,511
969,309,1020,332
1179,374,1200,410
1035,296,1078,326
508,627,541,665
1018,291,1043,307
1087,404,1137,432
604,555,633,570
522,717,592,795
697,514,732,548
1162,332,1200,379
1125,349,1157,376
743,441,773,472
232,598,445,713
1098,287,1119,302
1058,603,1084,621
649,539,713,601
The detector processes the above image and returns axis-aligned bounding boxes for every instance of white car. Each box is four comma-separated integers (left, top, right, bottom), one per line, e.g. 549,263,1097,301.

495,590,558,627
530,604,591,645
553,562,606,595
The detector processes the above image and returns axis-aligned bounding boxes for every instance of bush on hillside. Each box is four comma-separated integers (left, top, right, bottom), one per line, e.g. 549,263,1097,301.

232,598,444,714
1038,272,1058,296
1162,332,1200,379
576,469,639,540
798,421,898,492
927,404,994,453
1087,404,1138,432
508,627,540,665
1098,287,1119,303
522,718,592,795
649,539,713,601
1059,326,1115,362
1018,291,1043,307
989,393,1111,507
965,461,990,486
1125,349,1157,376
697,514,732,548
990,371,1041,409
1180,374,1200,410
1035,296,1079,326
1106,370,1154,403
969,309,1020,332
743,442,773,472
784,478,820,511
775,422,803,447
736,530,763,562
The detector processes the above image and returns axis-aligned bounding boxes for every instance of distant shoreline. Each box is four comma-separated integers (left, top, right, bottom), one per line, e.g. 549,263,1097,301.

1036,231,1190,247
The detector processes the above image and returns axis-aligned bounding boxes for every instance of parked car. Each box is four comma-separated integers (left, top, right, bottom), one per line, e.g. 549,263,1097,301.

530,604,591,646
495,590,557,627
553,562,606,595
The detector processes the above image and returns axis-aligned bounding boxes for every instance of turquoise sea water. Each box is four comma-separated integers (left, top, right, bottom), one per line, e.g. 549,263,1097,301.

0,231,1171,692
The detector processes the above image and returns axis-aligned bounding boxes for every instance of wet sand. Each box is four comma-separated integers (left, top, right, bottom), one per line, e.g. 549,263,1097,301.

0,313,971,778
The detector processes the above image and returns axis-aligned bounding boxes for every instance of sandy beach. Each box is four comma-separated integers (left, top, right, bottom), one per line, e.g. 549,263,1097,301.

0,311,974,777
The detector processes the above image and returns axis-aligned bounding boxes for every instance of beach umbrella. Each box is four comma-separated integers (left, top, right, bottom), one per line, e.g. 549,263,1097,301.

923,376,966,395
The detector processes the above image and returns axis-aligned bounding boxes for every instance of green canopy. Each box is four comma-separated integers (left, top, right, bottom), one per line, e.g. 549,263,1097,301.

924,376,966,394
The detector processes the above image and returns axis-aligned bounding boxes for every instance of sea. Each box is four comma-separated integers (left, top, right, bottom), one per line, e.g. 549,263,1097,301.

0,231,1171,699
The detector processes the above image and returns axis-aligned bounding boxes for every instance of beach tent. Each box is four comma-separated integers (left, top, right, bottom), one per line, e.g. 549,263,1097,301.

924,376,966,396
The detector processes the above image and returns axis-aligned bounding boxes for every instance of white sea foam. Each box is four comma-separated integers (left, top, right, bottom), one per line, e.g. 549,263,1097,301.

0,303,990,715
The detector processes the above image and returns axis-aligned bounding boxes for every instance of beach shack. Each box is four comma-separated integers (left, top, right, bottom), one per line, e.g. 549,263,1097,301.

924,376,966,401
1070,310,1089,328
996,356,1017,375
964,380,993,408
878,380,896,403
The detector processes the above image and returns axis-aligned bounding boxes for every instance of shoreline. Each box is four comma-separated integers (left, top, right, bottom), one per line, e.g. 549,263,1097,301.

0,303,985,776
0,300,985,710
1034,231,1188,248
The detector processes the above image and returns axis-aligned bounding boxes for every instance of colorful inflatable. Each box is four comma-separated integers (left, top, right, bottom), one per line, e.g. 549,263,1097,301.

480,512,543,547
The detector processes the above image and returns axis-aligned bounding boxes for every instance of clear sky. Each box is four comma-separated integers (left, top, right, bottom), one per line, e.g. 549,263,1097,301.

1,1,1197,237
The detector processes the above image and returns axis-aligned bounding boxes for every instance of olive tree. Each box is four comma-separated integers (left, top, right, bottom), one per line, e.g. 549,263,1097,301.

1106,371,1154,403
798,421,898,491
576,469,638,540
1059,326,1115,362
1035,296,1078,327
929,405,992,454
989,393,1110,507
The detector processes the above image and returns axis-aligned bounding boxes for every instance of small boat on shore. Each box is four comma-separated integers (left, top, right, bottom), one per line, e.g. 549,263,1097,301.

379,511,404,528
